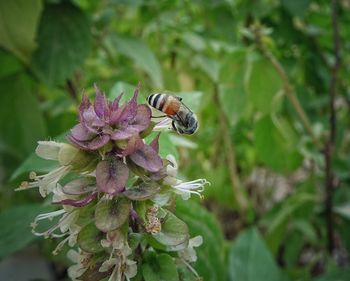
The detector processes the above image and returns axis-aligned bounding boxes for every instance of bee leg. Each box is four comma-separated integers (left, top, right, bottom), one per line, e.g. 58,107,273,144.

151,115,168,118
175,113,186,126
171,120,177,131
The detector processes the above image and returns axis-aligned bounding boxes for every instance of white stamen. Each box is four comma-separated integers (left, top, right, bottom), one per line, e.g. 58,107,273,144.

107,263,120,281
173,179,210,199
32,210,76,238
181,259,200,278
34,209,66,222
52,235,70,255
16,166,71,197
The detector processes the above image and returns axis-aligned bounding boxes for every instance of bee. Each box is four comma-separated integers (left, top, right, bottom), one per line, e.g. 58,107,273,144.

147,93,198,135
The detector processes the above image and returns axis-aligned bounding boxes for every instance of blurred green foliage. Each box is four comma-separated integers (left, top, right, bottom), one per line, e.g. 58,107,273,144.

1,0,350,280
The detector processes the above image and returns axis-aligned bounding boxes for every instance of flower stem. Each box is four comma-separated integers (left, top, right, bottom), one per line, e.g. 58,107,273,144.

213,84,248,213
324,0,340,255
255,31,319,147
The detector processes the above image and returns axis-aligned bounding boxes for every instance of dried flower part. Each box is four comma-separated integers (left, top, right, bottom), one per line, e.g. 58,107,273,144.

145,205,162,234
17,84,208,281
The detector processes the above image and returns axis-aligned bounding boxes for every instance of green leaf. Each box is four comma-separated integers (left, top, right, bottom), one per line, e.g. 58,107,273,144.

262,193,317,254
194,55,220,82
168,134,197,149
0,74,46,163
219,84,247,127
220,49,248,126
94,197,130,232
10,134,67,181
314,269,350,281
283,231,304,267
145,131,179,161
10,153,58,181
203,166,234,209
153,210,189,247
228,227,288,281
31,2,91,86
182,32,206,52
292,219,317,242
246,58,282,114
77,222,105,253
334,204,350,220
142,252,179,281
0,204,54,258
107,35,163,88
176,199,226,281
75,203,96,228
254,115,302,173
62,176,96,195
178,265,198,281
109,81,139,104
174,91,203,113
123,182,160,200
0,50,23,78
0,0,42,63
281,0,310,18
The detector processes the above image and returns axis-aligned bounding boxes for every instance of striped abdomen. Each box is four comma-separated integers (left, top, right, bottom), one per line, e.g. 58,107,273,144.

147,93,181,116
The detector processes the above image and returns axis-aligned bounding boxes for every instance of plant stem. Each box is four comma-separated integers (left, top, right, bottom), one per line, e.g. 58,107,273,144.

66,79,78,102
325,0,340,254
256,34,318,147
213,84,248,213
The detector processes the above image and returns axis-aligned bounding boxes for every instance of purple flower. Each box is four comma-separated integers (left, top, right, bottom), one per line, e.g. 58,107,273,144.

95,134,163,195
128,133,163,172
67,85,152,151
67,86,163,195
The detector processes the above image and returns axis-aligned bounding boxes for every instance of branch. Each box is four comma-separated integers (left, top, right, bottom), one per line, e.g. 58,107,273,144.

255,33,319,147
325,0,340,254
213,84,248,213
66,79,78,102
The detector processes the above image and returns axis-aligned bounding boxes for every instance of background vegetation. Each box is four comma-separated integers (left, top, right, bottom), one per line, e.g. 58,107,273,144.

0,0,350,280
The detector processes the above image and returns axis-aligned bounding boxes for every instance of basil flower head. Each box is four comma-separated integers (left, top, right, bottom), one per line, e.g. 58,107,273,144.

17,84,209,281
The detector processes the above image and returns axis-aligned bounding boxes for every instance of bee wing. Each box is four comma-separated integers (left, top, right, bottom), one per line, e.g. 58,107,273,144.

179,100,193,113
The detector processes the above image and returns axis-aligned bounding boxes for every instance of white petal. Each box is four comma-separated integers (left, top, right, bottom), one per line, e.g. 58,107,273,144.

151,192,172,206
68,264,86,279
99,258,117,272
122,244,132,257
125,259,137,278
36,141,62,160
67,249,79,262
189,236,203,247
180,191,191,200
59,211,78,233
163,176,178,186
166,154,178,169
179,247,197,262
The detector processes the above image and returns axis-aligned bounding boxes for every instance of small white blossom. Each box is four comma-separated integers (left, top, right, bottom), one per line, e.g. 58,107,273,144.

179,235,203,262
16,165,71,197
173,179,209,200
67,249,90,280
31,207,78,239
125,259,137,279
164,155,209,200
101,230,125,250
99,258,118,273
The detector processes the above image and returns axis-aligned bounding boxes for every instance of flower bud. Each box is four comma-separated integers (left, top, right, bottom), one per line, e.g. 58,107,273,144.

58,144,94,170
35,141,63,160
